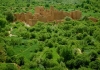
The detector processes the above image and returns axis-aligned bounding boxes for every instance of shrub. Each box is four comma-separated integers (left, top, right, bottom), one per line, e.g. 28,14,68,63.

38,34,47,41
30,53,37,61
47,66,64,70
10,37,21,46
5,11,14,22
89,51,98,61
74,56,90,69
30,32,36,39
56,45,62,54
76,33,83,40
78,67,92,70
45,4,49,8
81,16,89,21
5,46,15,56
0,18,7,30
75,24,87,33
46,40,54,48
66,59,75,69
46,26,52,33
93,29,100,42
45,50,53,59
0,46,6,62
42,59,57,68
20,31,31,39
60,46,74,61
6,64,18,70
6,56,16,63
58,38,68,45
29,27,35,32
29,62,38,69
27,4,30,7
38,45,44,52
64,16,72,21
84,36,94,45
18,56,25,66
57,57,64,63
89,60,100,70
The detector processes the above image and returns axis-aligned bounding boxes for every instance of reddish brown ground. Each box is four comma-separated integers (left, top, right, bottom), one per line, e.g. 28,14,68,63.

14,6,98,26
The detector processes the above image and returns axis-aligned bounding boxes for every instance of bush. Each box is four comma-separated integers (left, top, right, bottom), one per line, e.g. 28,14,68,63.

89,51,98,61
64,16,72,21
5,11,14,22
57,57,64,63
38,34,47,41
84,36,94,45
38,45,44,52
66,59,75,69
60,46,74,61
20,31,31,39
0,18,7,30
27,4,30,7
10,37,21,46
78,67,92,70
74,56,90,69
45,4,49,8
5,46,15,56
42,59,57,68
47,66,65,70
6,64,18,70
30,32,36,39
58,38,68,45
45,50,53,59
93,29,100,42
17,56,25,66
0,46,7,62
89,60,100,70
46,40,54,48
76,33,83,40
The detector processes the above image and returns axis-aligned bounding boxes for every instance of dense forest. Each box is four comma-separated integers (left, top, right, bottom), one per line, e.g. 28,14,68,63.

0,0,100,70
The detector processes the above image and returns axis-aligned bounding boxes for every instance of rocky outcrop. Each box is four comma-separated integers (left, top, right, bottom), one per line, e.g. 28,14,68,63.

14,6,98,26
88,17,98,22
70,10,82,20
14,6,82,26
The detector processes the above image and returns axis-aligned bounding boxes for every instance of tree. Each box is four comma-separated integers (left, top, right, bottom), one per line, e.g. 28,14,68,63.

89,60,100,70
74,56,90,69
64,16,72,21
0,45,6,62
18,56,25,66
66,59,75,69
5,11,14,22
0,18,7,30
5,46,15,56
45,50,53,59
89,51,98,61
27,3,30,7
60,46,74,61
6,64,18,70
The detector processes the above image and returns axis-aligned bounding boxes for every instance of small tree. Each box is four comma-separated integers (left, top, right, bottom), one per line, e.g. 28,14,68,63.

6,64,18,70
89,51,98,61
89,60,100,70
5,11,14,22
45,50,53,59
60,46,74,61
0,18,7,30
64,16,72,21
27,4,30,7
18,56,25,66
0,46,7,62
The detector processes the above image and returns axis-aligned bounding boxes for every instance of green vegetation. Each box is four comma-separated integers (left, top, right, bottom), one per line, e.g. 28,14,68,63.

0,0,100,70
